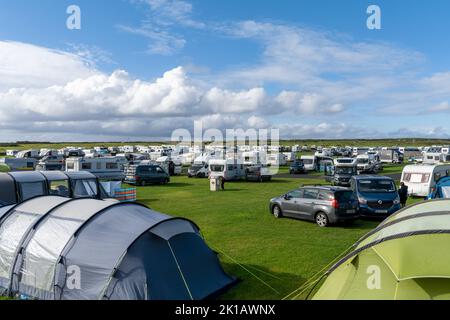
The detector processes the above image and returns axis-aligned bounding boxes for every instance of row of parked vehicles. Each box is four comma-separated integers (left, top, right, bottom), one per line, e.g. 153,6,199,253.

269,175,401,227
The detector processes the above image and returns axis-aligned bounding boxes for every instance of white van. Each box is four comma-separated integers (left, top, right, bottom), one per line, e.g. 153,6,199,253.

401,164,450,197
209,159,245,181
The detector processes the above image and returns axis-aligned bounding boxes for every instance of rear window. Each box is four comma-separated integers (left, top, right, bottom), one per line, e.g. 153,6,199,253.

210,165,224,172
318,191,333,200
335,191,356,202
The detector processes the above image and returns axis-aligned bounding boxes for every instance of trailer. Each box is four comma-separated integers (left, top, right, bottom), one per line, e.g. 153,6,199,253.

66,157,127,180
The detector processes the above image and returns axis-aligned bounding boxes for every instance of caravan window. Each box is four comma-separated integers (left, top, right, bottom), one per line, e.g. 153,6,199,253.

403,173,430,183
106,162,118,170
49,180,70,197
81,163,92,170
71,179,98,198
210,165,224,172
20,182,46,201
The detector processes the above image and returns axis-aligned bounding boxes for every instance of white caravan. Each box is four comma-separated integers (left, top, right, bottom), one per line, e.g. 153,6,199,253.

266,153,287,167
301,156,317,171
66,157,127,180
208,159,245,181
422,152,443,165
156,156,183,175
401,164,450,197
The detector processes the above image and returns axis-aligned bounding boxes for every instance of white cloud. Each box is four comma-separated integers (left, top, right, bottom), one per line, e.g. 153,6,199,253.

0,41,98,91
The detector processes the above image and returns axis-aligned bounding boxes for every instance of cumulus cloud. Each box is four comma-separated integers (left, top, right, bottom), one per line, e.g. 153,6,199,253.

0,41,98,91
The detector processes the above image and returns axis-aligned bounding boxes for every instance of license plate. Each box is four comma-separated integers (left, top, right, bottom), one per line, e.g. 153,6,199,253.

346,209,355,214
375,210,388,214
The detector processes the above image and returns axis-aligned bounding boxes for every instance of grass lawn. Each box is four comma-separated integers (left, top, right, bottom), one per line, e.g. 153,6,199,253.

132,165,420,300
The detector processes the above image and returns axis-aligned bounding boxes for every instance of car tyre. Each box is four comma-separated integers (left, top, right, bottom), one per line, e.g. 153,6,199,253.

315,212,329,227
272,205,283,218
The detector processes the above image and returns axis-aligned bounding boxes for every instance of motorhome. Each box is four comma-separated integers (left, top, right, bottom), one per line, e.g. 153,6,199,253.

0,158,37,171
352,147,369,157
401,164,450,197
326,158,358,186
16,150,39,159
66,157,127,180
209,159,245,181
356,154,376,174
379,149,403,164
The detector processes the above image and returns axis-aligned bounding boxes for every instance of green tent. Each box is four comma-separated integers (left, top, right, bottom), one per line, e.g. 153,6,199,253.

313,200,450,300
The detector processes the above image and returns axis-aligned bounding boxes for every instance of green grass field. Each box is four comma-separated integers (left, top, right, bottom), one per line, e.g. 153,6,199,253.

131,166,420,300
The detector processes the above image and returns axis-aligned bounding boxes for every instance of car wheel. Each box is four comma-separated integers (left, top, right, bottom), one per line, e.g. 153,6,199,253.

315,212,329,227
198,172,205,178
272,205,283,218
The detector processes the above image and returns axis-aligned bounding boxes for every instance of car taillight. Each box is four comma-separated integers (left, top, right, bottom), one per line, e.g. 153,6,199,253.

331,199,339,209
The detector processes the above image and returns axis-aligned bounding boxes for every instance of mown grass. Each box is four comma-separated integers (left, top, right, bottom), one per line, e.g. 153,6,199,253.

131,164,418,300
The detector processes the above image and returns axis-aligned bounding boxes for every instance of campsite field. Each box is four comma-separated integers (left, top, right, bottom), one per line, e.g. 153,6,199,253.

133,165,420,300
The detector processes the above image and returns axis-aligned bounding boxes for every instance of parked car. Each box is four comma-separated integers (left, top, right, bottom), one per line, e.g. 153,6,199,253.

269,186,359,227
124,164,170,186
289,160,306,174
245,165,272,182
350,175,401,219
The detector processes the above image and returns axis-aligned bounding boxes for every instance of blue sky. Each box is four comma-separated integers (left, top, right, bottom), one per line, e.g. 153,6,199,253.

0,0,450,141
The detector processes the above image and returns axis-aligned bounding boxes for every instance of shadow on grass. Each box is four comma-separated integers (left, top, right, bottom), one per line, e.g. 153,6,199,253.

219,262,308,300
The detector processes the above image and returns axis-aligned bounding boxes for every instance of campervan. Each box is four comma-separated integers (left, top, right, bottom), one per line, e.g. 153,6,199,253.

208,159,245,181
66,157,127,180
326,158,357,186
379,149,403,164
356,155,376,173
401,164,450,197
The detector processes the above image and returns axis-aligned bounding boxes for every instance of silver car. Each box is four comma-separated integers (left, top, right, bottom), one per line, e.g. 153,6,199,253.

269,186,359,227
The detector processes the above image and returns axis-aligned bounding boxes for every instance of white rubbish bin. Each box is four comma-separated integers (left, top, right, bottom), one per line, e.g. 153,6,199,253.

210,177,220,192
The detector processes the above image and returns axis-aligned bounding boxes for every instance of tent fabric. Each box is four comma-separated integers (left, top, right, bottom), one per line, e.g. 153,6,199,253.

0,174,16,205
0,196,235,300
313,199,450,300
0,205,14,221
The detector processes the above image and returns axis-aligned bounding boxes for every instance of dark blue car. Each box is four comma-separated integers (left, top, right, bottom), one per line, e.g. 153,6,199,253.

350,175,401,219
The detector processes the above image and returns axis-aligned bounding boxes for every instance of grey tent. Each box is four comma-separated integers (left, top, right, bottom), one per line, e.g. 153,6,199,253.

8,171,47,202
0,174,16,205
0,196,236,300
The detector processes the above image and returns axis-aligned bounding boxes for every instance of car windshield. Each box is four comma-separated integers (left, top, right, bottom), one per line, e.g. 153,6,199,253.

358,179,396,193
210,165,224,172
335,167,355,174
191,164,203,170
357,158,369,164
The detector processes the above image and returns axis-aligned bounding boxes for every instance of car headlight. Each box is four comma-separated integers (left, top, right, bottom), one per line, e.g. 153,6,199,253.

393,197,400,205
359,197,367,205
